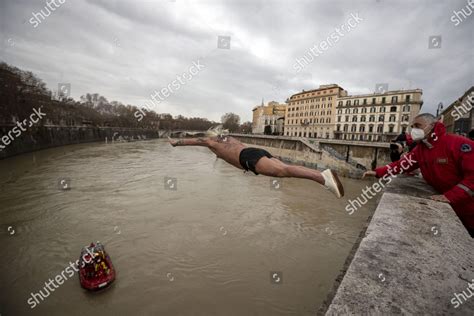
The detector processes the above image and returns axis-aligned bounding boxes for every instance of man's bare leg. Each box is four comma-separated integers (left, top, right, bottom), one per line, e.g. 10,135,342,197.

255,157,324,184
255,157,344,197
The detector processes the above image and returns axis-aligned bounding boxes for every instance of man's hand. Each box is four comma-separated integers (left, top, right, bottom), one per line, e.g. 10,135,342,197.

430,195,450,203
362,171,376,179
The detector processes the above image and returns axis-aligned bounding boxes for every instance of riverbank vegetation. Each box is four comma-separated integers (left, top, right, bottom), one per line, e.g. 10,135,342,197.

0,62,251,132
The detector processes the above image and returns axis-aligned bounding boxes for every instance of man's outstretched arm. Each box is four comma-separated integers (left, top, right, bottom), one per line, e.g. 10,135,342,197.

168,137,210,147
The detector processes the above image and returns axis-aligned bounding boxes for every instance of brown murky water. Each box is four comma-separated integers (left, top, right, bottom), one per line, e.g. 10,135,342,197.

0,139,377,315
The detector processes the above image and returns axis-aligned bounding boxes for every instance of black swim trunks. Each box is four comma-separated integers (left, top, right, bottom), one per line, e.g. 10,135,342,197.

239,147,273,175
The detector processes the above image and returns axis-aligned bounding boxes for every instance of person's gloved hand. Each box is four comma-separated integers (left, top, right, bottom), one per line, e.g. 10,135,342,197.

430,195,450,203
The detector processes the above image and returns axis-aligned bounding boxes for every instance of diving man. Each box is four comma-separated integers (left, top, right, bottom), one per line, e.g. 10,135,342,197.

168,127,344,198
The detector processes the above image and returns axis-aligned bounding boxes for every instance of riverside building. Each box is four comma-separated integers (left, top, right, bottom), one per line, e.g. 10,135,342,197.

284,84,347,138
252,101,287,135
334,89,423,142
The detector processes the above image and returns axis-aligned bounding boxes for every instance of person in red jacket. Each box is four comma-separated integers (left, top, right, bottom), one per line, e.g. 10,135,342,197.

364,113,474,237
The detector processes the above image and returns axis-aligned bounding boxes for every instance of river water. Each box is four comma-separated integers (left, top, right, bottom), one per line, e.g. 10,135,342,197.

0,139,377,315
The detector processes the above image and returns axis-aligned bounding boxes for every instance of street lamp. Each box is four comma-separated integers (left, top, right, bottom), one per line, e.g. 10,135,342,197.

436,102,444,117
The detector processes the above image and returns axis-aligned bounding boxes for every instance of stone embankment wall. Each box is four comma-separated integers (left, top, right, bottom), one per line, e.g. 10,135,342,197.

0,125,159,160
322,176,474,315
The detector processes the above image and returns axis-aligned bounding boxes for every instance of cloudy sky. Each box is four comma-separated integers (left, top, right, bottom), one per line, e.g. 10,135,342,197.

1,0,472,122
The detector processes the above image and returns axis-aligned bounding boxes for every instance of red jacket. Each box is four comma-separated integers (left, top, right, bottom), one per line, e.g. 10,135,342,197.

375,122,474,231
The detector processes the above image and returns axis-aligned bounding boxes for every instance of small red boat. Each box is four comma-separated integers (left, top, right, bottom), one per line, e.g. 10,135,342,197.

79,242,116,290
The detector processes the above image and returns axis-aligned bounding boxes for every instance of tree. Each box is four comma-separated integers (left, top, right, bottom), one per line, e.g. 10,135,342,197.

239,121,252,134
0,62,218,130
221,112,240,132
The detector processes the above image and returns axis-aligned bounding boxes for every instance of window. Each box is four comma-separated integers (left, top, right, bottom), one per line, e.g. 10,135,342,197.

391,96,398,104
361,116,366,122
362,108,367,113
381,97,386,104
354,108,358,114
345,108,349,114
338,101,343,106
369,115,375,122
326,118,330,123
351,124,357,132
389,125,395,133
379,115,384,122
370,106,376,113
345,115,349,122
380,107,385,112
389,115,396,122
405,95,410,102
377,125,383,133
343,124,349,132
352,116,358,122
363,99,367,105
369,125,374,132
337,124,341,131
390,106,397,112
346,100,351,106
354,100,359,106
359,125,365,132
372,98,376,104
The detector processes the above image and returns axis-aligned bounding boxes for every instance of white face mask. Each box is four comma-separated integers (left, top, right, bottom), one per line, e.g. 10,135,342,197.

411,128,425,141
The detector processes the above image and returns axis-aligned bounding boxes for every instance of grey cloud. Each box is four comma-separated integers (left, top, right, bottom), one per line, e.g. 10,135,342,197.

1,0,472,122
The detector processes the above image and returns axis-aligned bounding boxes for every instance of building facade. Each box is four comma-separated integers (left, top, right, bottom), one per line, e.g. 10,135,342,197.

441,86,473,136
334,89,423,142
252,101,286,135
284,84,347,138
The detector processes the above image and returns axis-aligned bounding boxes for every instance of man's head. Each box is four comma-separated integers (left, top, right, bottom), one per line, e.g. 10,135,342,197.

411,113,437,141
